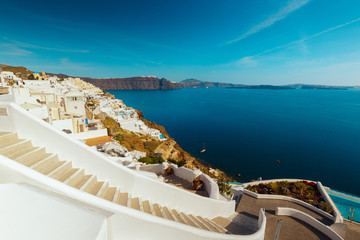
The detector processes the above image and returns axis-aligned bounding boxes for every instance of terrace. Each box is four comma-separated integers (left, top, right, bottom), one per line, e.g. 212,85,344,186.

229,179,360,240
163,174,208,197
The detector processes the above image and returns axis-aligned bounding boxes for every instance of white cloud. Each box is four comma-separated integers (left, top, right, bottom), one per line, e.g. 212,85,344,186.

12,40,89,53
0,43,33,56
226,0,311,45
236,56,258,67
234,17,360,66
257,17,360,57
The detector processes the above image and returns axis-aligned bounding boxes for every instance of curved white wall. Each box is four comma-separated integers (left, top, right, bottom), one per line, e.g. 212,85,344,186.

276,207,343,240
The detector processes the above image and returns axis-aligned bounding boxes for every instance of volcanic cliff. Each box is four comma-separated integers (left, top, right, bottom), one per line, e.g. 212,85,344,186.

82,76,180,90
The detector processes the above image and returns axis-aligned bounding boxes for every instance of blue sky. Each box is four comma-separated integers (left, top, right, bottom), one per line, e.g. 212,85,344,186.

1,0,360,85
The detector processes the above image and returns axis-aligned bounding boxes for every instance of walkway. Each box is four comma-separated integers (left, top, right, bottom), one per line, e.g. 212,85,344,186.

343,220,360,240
237,194,333,240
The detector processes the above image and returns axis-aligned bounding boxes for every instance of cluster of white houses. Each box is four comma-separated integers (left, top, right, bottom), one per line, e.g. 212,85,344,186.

0,69,165,164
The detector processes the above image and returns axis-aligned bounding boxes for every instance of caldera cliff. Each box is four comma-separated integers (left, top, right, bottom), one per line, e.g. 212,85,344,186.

82,76,180,90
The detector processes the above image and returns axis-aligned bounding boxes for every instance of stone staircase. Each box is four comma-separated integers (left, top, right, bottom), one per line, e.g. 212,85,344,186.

0,132,230,234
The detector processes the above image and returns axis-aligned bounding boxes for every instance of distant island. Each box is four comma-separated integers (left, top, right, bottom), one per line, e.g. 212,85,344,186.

1,64,355,91
228,85,294,90
180,79,351,90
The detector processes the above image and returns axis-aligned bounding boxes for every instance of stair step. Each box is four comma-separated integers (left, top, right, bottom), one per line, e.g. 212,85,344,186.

152,204,164,218
31,154,63,175
211,217,232,233
162,206,175,221
101,186,117,201
190,215,211,231
0,132,228,234
114,191,128,206
84,177,104,195
48,162,78,182
171,209,186,224
0,132,19,148
142,200,153,214
66,170,92,189
97,182,109,197
180,212,199,228
63,168,83,184
0,139,35,159
15,147,50,166
79,175,96,191
112,187,120,202
29,153,57,168
130,197,140,210
203,217,226,233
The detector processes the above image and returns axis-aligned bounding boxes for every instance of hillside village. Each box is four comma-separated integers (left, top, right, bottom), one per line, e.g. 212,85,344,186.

0,66,168,163
0,65,226,179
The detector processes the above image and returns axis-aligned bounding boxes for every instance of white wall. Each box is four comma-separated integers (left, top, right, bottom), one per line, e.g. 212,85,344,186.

0,88,15,102
0,183,109,240
64,92,86,116
139,164,163,175
201,174,220,199
73,128,108,140
52,119,73,132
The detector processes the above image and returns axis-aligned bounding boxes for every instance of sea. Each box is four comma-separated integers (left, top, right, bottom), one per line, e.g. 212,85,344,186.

108,87,360,196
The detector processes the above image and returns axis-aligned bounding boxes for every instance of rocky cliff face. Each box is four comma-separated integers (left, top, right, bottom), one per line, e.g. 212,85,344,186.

82,76,180,90
0,63,32,79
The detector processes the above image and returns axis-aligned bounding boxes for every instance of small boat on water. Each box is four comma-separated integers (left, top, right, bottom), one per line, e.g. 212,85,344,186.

200,143,206,153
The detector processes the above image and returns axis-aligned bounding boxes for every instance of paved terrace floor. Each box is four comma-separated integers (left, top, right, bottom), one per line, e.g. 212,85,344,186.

235,194,334,240
343,220,360,240
163,174,208,197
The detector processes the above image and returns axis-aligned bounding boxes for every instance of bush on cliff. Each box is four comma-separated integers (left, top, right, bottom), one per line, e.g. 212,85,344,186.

138,156,164,164
218,177,232,196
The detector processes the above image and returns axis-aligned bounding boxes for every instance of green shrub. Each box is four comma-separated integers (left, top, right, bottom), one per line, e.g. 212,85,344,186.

167,158,177,164
319,201,334,215
166,158,186,167
138,156,164,164
218,177,232,196
177,159,186,167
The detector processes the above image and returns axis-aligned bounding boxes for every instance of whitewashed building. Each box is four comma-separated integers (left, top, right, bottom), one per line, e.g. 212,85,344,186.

64,91,86,117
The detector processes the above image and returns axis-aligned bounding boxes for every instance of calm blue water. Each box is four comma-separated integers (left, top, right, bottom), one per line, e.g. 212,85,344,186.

108,88,360,195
